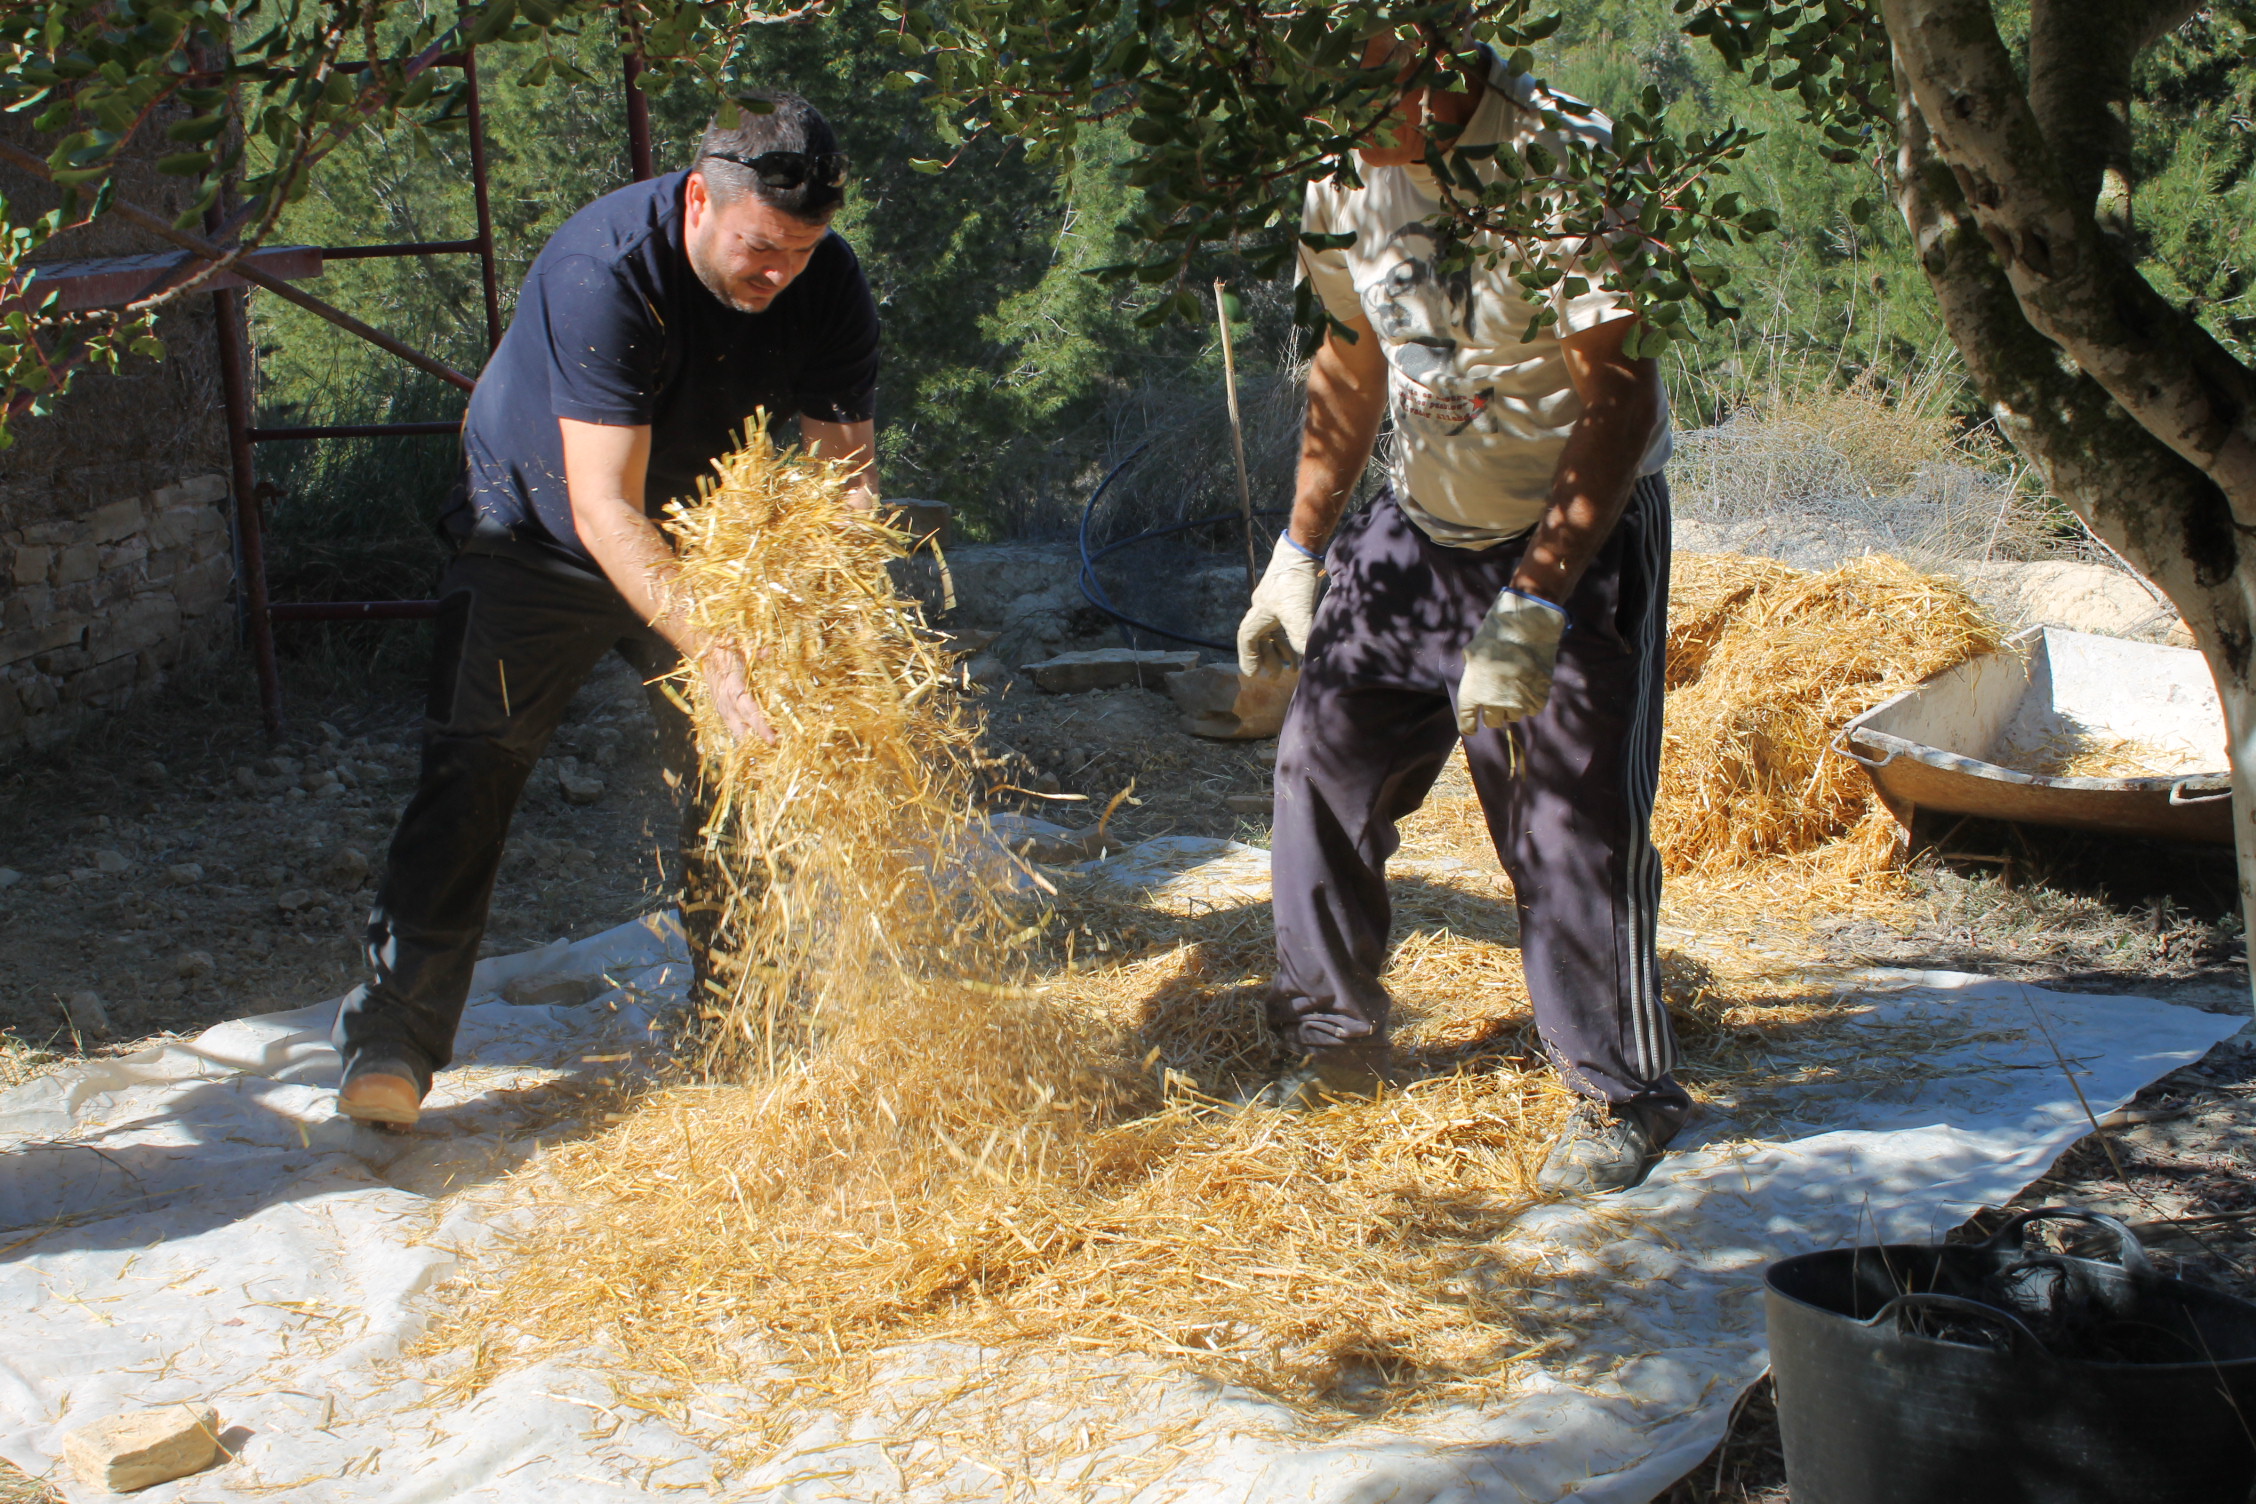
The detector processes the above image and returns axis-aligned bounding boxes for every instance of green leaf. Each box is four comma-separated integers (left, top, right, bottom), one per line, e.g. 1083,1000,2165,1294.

908,158,945,174
467,0,518,46
131,335,165,358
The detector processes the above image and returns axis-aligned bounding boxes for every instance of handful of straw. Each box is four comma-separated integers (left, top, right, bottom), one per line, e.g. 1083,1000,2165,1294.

657,419,1007,1077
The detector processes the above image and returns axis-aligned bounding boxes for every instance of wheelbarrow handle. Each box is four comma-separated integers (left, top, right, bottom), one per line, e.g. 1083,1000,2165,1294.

1872,1292,2047,1353
1829,730,1897,769
2168,777,2234,806
1983,1206,2156,1278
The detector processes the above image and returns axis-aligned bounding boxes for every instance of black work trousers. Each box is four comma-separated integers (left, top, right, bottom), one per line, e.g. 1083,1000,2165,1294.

330,544,715,1088
1267,481,1689,1127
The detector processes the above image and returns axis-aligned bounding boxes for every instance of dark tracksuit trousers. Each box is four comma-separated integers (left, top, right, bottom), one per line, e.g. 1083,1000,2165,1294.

1268,478,1689,1127
330,540,722,1089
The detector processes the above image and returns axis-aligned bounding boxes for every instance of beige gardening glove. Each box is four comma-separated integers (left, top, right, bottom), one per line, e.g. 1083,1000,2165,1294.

1236,533,1323,676
1457,588,1569,734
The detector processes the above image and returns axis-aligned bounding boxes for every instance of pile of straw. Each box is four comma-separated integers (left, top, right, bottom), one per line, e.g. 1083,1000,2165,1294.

652,420,1028,1078
444,466,1988,1433
1653,552,2004,893
446,430,1610,1427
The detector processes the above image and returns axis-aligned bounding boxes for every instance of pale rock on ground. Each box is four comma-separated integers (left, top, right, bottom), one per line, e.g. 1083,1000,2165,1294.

1941,559,2188,643
1021,648,1201,694
62,990,108,1037
62,1404,221,1492
941,543,1118,665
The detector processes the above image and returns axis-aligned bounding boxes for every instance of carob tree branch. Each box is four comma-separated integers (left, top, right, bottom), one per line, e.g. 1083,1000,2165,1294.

1890,55,2254,676
1881,0,2256,515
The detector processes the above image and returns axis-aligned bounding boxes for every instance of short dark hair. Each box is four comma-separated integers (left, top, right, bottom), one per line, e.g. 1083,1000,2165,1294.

694,93,844,222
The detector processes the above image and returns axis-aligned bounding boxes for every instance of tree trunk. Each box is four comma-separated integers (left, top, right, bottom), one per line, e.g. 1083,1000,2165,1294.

1882,1,2256,1009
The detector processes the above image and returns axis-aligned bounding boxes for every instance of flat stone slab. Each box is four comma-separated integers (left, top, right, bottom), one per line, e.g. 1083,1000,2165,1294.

63,1403,222,1492
1020,648,1199,693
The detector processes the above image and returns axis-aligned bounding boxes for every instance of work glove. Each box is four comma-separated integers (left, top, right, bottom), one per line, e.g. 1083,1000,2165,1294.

1457,588,1569,735
1236,533,1323,676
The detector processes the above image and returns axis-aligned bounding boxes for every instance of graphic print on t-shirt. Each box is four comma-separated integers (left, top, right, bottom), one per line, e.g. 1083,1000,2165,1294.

1365,223,1503,439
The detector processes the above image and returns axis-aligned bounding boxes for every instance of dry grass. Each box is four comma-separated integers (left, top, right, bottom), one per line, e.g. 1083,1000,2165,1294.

1670,369,2067,573
1652,552,2005,914
439,445,1992,1449
2004,729,2207,780
444,430,1612,1432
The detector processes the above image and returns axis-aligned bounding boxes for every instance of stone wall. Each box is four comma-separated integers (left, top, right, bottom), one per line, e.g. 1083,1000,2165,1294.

0,105,237,757
0,475,237,747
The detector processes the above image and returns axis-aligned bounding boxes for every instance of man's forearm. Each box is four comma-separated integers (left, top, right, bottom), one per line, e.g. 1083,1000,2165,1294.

1511,321,1662,605
579,499,703,653
1510,415,1652,605
1290,320,1389,551
803,417,879,511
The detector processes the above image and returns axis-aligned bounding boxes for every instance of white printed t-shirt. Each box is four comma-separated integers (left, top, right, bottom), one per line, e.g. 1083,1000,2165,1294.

1297,56,1672,549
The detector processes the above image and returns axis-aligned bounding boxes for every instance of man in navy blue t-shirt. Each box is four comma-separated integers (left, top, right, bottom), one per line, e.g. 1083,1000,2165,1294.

332,93,879,1129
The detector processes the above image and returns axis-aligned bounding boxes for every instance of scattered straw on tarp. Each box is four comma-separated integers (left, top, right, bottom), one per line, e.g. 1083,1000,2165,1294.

445,427,1689,1427
1653,552,2004,903
443,488,1977,1431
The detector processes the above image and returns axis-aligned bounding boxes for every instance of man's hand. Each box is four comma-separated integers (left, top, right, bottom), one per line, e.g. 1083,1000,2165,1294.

1237,535,1324,675
1457,589,1568,734
802,417,879,510
700,645,776,744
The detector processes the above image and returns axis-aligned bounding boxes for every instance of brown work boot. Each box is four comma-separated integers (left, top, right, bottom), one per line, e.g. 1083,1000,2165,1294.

338,1057,427,1131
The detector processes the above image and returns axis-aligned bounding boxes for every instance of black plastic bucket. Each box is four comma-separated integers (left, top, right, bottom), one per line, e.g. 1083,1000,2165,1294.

1764,1208,2256,1504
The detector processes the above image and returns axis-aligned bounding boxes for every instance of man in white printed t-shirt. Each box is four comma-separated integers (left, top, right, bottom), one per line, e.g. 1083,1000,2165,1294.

1235,38,1688,1193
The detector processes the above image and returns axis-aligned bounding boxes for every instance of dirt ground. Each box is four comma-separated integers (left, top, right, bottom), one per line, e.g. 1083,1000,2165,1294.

0,659,1275,1097
5,643,2254,1502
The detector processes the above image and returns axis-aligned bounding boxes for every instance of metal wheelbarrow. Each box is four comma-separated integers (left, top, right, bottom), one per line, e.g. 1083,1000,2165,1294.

1836,625,2233,846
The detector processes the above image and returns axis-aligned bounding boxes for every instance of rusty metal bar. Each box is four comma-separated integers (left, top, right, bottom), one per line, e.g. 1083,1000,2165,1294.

319,239,482,259
248,421,461,441
461,46,505,351
624,50,655,181
212,283,283,739
0,142,476,394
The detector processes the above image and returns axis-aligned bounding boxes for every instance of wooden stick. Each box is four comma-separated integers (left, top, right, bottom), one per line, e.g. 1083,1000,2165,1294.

1214,279,1257,594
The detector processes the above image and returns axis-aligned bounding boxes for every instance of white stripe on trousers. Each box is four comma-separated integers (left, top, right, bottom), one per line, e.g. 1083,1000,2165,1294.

1618,474,1675,1081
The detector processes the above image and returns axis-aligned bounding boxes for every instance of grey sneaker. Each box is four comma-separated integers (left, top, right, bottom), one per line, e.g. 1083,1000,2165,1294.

1238,1053,1390,1112
1536,1100,1681,1194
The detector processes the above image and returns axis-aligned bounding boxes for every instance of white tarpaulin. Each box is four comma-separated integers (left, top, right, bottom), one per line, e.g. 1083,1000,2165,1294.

1,838,2244,1503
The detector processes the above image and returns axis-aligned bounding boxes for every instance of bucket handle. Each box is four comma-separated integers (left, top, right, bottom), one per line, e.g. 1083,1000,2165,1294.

1983,1206,2156,1278
1873,1292,2046,1352
1829,730,1897,769
2168,777,2233,806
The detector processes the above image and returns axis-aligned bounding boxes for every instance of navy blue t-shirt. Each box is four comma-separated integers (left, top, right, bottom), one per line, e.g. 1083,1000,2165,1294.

455,170,879,561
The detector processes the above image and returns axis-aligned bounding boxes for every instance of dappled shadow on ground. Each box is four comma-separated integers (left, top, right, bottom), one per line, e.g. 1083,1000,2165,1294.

0,1068,623,1260
1813,815,2247,996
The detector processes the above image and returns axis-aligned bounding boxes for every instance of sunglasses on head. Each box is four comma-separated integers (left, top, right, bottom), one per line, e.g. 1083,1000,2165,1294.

703,149,850,191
